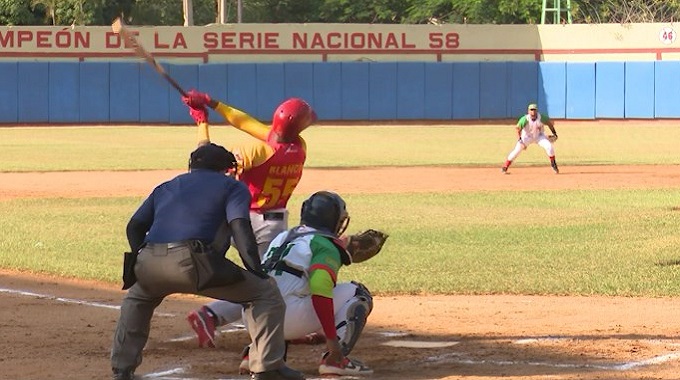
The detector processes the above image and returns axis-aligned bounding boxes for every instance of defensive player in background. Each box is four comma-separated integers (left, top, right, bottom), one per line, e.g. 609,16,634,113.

181,90,317,348
501,103,559,174
202,191,375,376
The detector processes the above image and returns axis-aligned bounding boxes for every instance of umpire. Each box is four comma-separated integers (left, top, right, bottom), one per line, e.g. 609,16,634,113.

110,143,304,380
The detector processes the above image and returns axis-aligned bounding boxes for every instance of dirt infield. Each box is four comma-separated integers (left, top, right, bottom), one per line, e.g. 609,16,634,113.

2,165,680,380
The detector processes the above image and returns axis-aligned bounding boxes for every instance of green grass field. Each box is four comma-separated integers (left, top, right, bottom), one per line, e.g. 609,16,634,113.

1,123,679,296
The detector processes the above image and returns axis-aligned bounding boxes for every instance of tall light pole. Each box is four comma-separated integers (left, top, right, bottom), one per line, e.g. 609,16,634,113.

237,0,243,23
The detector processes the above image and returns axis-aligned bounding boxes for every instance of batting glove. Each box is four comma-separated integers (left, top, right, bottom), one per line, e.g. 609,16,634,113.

182,90,212,109
189,106,209,124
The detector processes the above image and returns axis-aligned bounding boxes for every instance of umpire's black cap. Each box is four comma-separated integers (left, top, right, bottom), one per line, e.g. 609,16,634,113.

189,143,237,172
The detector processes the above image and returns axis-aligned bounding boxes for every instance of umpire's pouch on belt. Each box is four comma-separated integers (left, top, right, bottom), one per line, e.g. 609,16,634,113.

188,240,245,291
122,251,139,290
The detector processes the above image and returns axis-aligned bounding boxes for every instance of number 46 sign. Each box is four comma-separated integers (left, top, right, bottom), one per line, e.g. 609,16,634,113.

659,27,677,45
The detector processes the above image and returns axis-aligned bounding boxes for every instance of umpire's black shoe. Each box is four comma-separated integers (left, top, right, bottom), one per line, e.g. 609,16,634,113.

112,368,135,380
251,365,305,380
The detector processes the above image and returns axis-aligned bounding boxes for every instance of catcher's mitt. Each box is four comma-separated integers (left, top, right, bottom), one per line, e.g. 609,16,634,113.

547,134,558,143
345,229,389,263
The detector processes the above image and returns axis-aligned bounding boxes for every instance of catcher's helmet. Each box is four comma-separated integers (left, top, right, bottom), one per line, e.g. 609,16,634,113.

189,143,237,172
300,191,350,236
271,98,317,142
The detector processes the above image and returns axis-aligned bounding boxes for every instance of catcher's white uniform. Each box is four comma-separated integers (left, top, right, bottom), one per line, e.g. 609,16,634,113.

207,225,368,341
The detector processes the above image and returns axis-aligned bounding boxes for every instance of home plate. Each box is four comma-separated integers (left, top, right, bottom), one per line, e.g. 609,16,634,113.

381,340,459,348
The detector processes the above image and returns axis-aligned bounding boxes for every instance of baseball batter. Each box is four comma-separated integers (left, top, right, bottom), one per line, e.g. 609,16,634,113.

183,90,314,257
182,91,320,349
502,103,560,174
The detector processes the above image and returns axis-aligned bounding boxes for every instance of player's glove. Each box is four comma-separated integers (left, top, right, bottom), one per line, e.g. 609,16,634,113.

547,134,558,143
345,229,389,263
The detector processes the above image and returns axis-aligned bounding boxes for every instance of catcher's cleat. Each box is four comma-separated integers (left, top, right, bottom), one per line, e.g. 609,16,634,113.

187,306,216,348
319,352,373,376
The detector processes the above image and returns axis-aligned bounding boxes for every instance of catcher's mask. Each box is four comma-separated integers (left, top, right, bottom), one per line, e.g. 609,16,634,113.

188,143,237,172
270,98,317,142
300,191,350,237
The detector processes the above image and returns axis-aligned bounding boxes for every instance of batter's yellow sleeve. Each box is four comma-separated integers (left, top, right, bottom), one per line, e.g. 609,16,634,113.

214,102,271,141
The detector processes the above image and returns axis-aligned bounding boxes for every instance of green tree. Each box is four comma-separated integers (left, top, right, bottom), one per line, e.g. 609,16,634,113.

405,0,541,24
318,0,409,23
0,0,41,25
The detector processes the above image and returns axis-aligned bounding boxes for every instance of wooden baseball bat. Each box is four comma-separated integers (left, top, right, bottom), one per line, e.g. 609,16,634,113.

111,17,188,97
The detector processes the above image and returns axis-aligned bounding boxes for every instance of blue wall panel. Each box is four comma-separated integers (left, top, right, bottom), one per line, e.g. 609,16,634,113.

48,62,80,123
397,62,425,119
4,60,678,123
479,62,508,119
538,62,566,118
341,63,370,120
227,64,257,118
198,64,228,122
566,62,596,119
424,63,453,119
79,62,109,123
313,63,343,120
166,64,199,124
595,62,625,118
109,63,140,123
369,63,397,120
624,62,654,118
654,61,680,118
508,62,538,118
139,65,170,123
452,62,480,119
284,63,314,103
17,62,49,123
256,63,285,121
0,63,18,123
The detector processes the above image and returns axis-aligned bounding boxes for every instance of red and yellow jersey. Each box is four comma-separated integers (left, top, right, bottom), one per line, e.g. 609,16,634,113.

233,139,306,211
198,102,307,212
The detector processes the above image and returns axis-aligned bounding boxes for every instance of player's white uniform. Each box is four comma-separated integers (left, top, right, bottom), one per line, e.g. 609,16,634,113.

506,112,555,161
207,225,363,341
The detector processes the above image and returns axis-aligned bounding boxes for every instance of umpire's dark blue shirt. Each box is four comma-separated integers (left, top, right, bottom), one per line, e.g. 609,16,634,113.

130,169,251,244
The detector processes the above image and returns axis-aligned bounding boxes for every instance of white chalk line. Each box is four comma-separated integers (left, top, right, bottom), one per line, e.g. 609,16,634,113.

143,366,360,380
0,287,175,317
424,351,680,371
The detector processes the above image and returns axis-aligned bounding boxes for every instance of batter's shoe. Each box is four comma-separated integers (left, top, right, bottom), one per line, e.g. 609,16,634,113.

501,166,509,174
112,368,135,380
187,306,216,348
239,345,251,375
251,365,305,380
318,352,374,376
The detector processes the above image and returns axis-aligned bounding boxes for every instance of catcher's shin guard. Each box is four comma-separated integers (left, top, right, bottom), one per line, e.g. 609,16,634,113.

338,282,373,356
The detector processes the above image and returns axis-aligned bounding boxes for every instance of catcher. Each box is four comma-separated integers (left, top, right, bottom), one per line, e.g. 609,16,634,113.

501,103,560,174
187,191,388,376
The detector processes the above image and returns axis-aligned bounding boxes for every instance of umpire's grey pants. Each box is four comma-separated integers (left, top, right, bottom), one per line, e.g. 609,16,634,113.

110,244,286,374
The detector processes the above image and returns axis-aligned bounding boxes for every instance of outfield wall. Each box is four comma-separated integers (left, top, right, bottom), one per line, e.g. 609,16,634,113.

1,23,679,123
0,60,678,124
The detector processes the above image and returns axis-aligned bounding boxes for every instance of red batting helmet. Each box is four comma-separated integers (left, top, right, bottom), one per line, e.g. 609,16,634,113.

271,98,317,141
